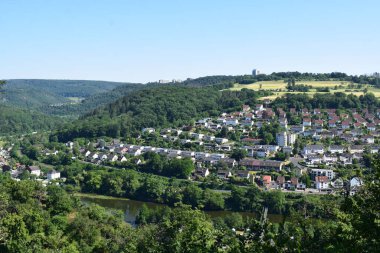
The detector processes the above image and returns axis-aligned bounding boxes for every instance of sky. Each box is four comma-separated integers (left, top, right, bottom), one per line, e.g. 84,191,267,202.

0,0,379,83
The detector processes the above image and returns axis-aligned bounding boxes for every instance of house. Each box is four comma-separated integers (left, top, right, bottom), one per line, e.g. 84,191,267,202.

276,176,286,189
313,119,324,127
350,177,363,195
256,148,270,158
306,155,323,165
303,118,312,127
296,182,306,190
361,135,374,144
262,175,271,187
328,120,337,128
128,148,142,156
195,168,210,178
107,154,119,162
181,151,195,158
142,128,155,134
285,177,299,189
332,178,344,189
98,153,108,161
242,105,251,112
339,153,353,165
217,170,232,179
311,169,335,180
118,156,128,162
47,170,60,180
215,138,228,144
315,176,330,190
329,145,345,154
27,166,41,177
225,118,239,126
323,154,338,164
341,121,351,129
191,133,205,140
367,123,376,132
303,145,324,155
195,152,209,160
255,104,264,111
219,145,232,152
239,158,284,171
219,158,237,167
202,157,219,165
349,145,365,154
290,125,305,133
235,170,250,180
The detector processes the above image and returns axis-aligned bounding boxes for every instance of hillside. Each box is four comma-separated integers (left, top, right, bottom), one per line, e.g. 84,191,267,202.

52,85,271,141
40,82,145,117
0,105,65,135
1,79,131,110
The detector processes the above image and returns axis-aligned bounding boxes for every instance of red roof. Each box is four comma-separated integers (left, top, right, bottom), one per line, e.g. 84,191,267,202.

315,176,329,183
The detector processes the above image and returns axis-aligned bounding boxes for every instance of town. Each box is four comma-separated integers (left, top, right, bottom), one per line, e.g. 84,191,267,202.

3,100,377,195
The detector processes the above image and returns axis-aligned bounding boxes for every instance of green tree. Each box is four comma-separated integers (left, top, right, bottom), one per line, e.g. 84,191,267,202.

231,149,248,162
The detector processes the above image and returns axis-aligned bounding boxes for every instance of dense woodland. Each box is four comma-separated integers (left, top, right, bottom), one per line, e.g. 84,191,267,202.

0,157,378,252
0,105,65,135
52,86,271,142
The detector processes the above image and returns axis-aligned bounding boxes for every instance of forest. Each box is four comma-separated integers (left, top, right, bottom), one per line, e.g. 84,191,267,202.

0,105,65,135
0,156,378,252
52,86,271,142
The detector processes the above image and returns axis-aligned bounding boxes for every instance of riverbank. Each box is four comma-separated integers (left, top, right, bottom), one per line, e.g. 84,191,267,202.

77,192,285,224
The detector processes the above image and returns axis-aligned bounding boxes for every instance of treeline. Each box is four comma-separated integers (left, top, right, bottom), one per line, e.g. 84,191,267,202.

52,86,271,142
0,105,66,135
272,92,380,112
238,72,380,86
0,157,379,252
61,162,339,217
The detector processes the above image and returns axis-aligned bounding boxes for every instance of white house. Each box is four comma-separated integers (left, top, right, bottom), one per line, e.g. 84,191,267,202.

27,166,41,177
315,176,330,190
323,154,338,164
303,145,324,155
329,145,345,154
225,118,239,126
215,138,228,144
311,169,335,180
142,128,155,134
47,170,61,180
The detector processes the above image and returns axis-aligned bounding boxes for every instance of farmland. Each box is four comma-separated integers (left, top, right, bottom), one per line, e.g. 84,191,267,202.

230,80,380,100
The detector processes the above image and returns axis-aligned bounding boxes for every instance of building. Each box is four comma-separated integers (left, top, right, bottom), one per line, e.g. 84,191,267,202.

252,69,260,76
303,145,324,155
315,176,330,190
27,166,41,177
239,158,284,171
311,169,335,180
276,132,287,147
47,170,61,180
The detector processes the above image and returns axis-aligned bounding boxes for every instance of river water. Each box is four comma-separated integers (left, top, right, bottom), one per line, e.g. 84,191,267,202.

80,195,284,225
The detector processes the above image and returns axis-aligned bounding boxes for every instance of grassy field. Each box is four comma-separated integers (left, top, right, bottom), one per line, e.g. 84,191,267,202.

231,80,350,91
230,80,380,100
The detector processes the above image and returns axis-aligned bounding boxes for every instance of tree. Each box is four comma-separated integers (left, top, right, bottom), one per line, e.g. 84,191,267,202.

165,158,194,179
263,190,286,214
231,149,248,162
0,80,6,93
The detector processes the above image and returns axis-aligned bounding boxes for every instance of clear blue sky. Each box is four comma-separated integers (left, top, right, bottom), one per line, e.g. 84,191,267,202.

1,0,379,83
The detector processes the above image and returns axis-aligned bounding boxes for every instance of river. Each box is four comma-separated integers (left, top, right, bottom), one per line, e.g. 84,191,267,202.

79,194,284,225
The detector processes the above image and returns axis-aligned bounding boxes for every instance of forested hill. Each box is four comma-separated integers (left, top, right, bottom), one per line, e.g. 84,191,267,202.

40,82,146,116
52,86,271,141
1,79,132,110
0,105,65,135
